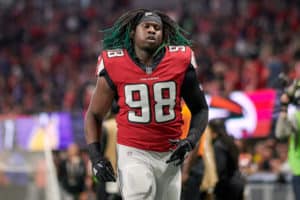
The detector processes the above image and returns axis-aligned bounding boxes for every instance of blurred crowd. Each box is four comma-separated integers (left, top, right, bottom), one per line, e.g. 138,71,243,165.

1,0,300,114
1,0,300,199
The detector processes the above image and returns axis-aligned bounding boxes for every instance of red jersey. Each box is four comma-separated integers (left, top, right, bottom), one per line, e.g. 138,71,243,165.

100,46,192,152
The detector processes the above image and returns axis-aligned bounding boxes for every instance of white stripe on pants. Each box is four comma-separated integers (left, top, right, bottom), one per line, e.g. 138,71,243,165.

117,144,181,200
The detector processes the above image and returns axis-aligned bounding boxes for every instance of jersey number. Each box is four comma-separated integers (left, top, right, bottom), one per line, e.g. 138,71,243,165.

125,81,176,123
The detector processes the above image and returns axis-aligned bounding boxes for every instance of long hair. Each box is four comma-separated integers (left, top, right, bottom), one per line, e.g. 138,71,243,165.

209,118,239,171
102,9,192,55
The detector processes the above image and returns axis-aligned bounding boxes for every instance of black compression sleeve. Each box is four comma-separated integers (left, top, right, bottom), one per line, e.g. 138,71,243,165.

87,142,102,164
181,65,209,147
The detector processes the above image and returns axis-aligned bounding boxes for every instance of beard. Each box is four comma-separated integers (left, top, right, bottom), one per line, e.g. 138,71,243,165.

141,42,161,54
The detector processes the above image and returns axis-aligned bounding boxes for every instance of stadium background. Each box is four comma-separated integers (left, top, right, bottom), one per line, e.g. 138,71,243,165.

0,0,299,199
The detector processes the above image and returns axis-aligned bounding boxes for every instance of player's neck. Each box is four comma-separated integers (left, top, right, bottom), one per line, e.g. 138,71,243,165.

134,49,155,66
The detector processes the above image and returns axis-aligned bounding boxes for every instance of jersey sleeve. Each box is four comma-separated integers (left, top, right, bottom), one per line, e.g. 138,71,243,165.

95,54,117,92
96,55,105,76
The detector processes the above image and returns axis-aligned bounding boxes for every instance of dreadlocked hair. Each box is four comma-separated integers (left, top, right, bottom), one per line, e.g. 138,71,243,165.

102,8,192,55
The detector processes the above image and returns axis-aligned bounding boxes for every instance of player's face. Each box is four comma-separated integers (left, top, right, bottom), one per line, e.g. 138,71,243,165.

133,21,163,52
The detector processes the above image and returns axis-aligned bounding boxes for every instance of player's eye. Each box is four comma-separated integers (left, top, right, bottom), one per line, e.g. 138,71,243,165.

154,25,161,31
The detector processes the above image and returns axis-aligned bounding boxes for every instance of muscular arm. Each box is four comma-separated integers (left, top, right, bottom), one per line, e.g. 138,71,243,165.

84,77,115,145
84,67,117,182
181,65,209,147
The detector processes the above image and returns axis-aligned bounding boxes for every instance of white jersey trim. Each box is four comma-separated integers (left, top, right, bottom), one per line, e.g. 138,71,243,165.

191,51,198,69
96,58,105,76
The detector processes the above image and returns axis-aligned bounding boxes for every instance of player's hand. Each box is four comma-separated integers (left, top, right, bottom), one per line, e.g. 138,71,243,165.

166,139,193,166
92,157,116,183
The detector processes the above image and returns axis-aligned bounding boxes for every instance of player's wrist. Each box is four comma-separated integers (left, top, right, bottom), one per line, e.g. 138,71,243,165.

186,129,199,149
87,142,102,164
184,137,194,151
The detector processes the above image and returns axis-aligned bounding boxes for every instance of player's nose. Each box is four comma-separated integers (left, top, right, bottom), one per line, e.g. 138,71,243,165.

147,26,156,33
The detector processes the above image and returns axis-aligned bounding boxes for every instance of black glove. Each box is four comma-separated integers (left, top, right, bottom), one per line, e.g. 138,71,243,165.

166,138,193,166
92,157,116,183
88,142,116,183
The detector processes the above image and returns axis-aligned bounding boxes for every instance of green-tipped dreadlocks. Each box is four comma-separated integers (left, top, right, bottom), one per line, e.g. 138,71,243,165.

102,9,192,55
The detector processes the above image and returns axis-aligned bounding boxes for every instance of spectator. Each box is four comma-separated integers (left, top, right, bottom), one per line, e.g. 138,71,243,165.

182,118,245,200
58,143,86,200
208,118,245,200
275,50,300,200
